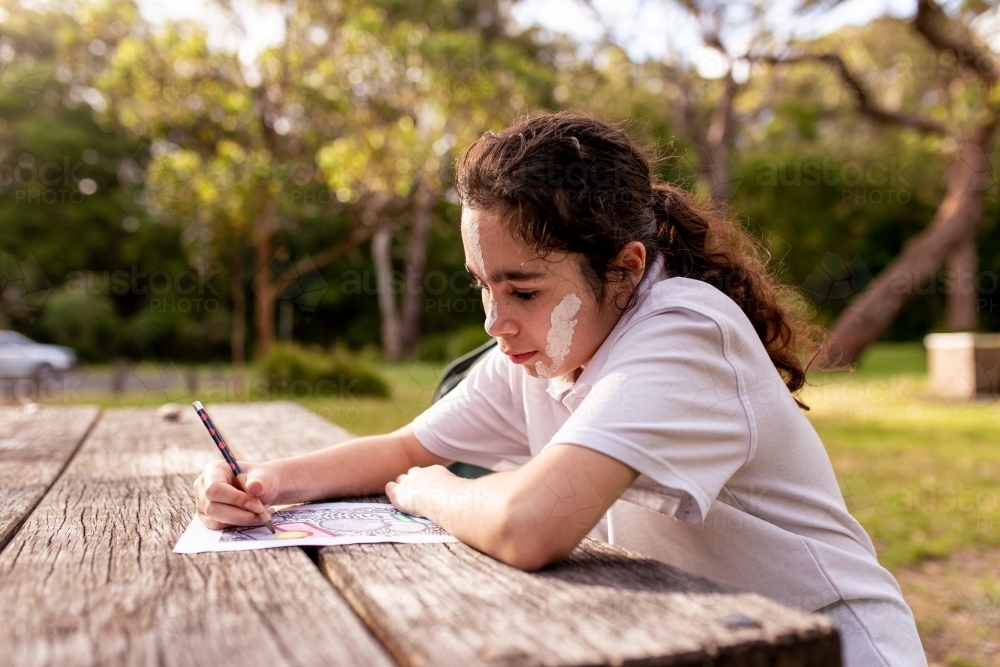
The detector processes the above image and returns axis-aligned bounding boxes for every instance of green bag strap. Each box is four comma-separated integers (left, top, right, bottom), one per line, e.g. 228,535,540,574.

431,337,498,479
431,337,499,404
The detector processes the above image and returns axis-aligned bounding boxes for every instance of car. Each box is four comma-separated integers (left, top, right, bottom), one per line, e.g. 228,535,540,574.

0,330,77,380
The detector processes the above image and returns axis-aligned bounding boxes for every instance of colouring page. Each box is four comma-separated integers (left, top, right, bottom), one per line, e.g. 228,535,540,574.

173,502,457,554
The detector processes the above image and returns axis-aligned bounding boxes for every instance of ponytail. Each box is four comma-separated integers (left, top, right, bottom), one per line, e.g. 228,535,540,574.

650,183,822,409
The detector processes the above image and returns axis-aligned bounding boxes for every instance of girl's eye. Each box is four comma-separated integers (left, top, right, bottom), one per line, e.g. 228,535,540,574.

470,279,537,302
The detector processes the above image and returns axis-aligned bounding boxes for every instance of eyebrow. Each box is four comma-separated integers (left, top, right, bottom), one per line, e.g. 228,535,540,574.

464,264,546,283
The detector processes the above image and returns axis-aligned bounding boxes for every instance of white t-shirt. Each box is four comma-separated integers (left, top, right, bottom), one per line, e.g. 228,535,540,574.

411,256,926,666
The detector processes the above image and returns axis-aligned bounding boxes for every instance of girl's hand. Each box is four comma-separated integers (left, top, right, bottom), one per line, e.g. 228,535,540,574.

194,460,280,530
385,464,457,519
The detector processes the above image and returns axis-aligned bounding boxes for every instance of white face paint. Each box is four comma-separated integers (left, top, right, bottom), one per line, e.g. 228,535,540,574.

463,212,497,335
485,296,498,332
534,293,582,379
463,215,486,275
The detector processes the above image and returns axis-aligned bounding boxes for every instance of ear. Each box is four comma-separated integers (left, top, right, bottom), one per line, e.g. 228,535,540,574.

614,241,647,284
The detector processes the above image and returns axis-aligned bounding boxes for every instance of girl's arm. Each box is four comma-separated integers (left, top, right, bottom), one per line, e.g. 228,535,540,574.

386,443,638,571
194,424,450,529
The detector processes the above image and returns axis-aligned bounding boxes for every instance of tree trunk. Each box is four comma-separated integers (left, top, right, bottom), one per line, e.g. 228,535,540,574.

817,137,993,368
253,236,276,358
252,202,278,359
279,300,294,343
230,250,246,397
400,177,434,357
701,71,737,205
945,237,979,331
372,225,403,361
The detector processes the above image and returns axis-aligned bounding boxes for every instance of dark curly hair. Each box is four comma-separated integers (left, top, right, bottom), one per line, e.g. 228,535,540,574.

455,110,822,410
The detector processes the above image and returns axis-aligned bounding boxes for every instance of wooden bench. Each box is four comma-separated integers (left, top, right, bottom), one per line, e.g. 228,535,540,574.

0,402,841,666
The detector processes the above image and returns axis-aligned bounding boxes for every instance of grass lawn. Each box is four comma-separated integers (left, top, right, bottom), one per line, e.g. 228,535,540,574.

295,359,450,436
802,343,999,666
47,359,449,436
802,343,999,569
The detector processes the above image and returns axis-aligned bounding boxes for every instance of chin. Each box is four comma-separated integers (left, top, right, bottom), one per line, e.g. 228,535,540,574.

526,362,568,380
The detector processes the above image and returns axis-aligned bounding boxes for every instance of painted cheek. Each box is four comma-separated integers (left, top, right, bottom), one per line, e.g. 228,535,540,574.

534,293,582,379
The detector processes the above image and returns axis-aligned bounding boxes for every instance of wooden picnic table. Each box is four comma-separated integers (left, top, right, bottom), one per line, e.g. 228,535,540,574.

0,402,841,666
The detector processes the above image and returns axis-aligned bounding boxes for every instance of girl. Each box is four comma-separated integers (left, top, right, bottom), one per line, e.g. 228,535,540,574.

194,111,926,666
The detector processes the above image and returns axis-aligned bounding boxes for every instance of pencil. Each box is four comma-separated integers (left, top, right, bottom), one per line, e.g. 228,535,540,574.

192,401,276,534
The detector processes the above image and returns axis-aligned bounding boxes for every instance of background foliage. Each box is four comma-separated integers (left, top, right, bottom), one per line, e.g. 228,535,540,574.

0,1,997,364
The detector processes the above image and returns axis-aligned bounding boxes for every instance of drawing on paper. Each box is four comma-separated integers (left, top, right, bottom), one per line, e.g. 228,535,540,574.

220,504,447,543
172,501,458,554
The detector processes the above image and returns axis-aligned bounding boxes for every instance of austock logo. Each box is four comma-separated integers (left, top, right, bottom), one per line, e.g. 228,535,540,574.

0,35,54,106
800,252,875,308
251,252,328,323
391,361,442,415
117,147,196,205
0,252,52,323
943,144,998,204
112,361,195,410
683,143,745,201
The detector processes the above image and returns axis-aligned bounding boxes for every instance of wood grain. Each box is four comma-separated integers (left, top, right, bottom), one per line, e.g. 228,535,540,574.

0,406,100,553
215,402,840,666
1,401,840,666
0,404,393,667
318,538,840,666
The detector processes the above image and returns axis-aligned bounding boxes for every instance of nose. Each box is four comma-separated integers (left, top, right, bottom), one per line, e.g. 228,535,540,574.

483,294,516,337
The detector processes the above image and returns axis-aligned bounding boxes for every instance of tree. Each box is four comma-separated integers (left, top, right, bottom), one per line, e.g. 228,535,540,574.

97,1,376,360
0,5,148,353
316,0,554,360
774,0,1000,366
98,0,554,362
568,0,784,205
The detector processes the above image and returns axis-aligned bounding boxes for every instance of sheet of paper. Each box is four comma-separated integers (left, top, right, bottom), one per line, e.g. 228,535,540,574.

173,501,457,554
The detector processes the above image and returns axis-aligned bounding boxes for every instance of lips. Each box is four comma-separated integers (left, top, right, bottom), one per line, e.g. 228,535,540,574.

505,350,537,364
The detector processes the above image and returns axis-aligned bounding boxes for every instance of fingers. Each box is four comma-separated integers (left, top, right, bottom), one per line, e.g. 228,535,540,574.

193,460,276,531
205,479,257,510
199,504,276,530
194,461,229,513
201,460,234,486
237,462,278,504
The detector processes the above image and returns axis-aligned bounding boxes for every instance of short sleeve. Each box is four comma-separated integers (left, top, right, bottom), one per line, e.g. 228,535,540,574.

548,307,756,524
411,345,531,470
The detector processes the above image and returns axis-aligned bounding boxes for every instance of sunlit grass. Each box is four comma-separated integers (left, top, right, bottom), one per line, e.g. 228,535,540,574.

297,360,448,436
803,343,1000,569
30,359,447,436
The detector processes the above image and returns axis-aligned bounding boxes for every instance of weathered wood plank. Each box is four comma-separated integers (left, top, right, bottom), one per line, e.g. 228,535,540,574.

0,404,393,667
318,538,839,667
0,406,100,553
209,402,840,665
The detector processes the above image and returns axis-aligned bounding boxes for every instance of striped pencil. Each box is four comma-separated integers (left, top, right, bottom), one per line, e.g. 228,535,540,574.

192,401,276,534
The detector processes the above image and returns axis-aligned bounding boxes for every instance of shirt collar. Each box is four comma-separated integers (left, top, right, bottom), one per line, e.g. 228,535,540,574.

543,252,668,406
544,374,577,403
